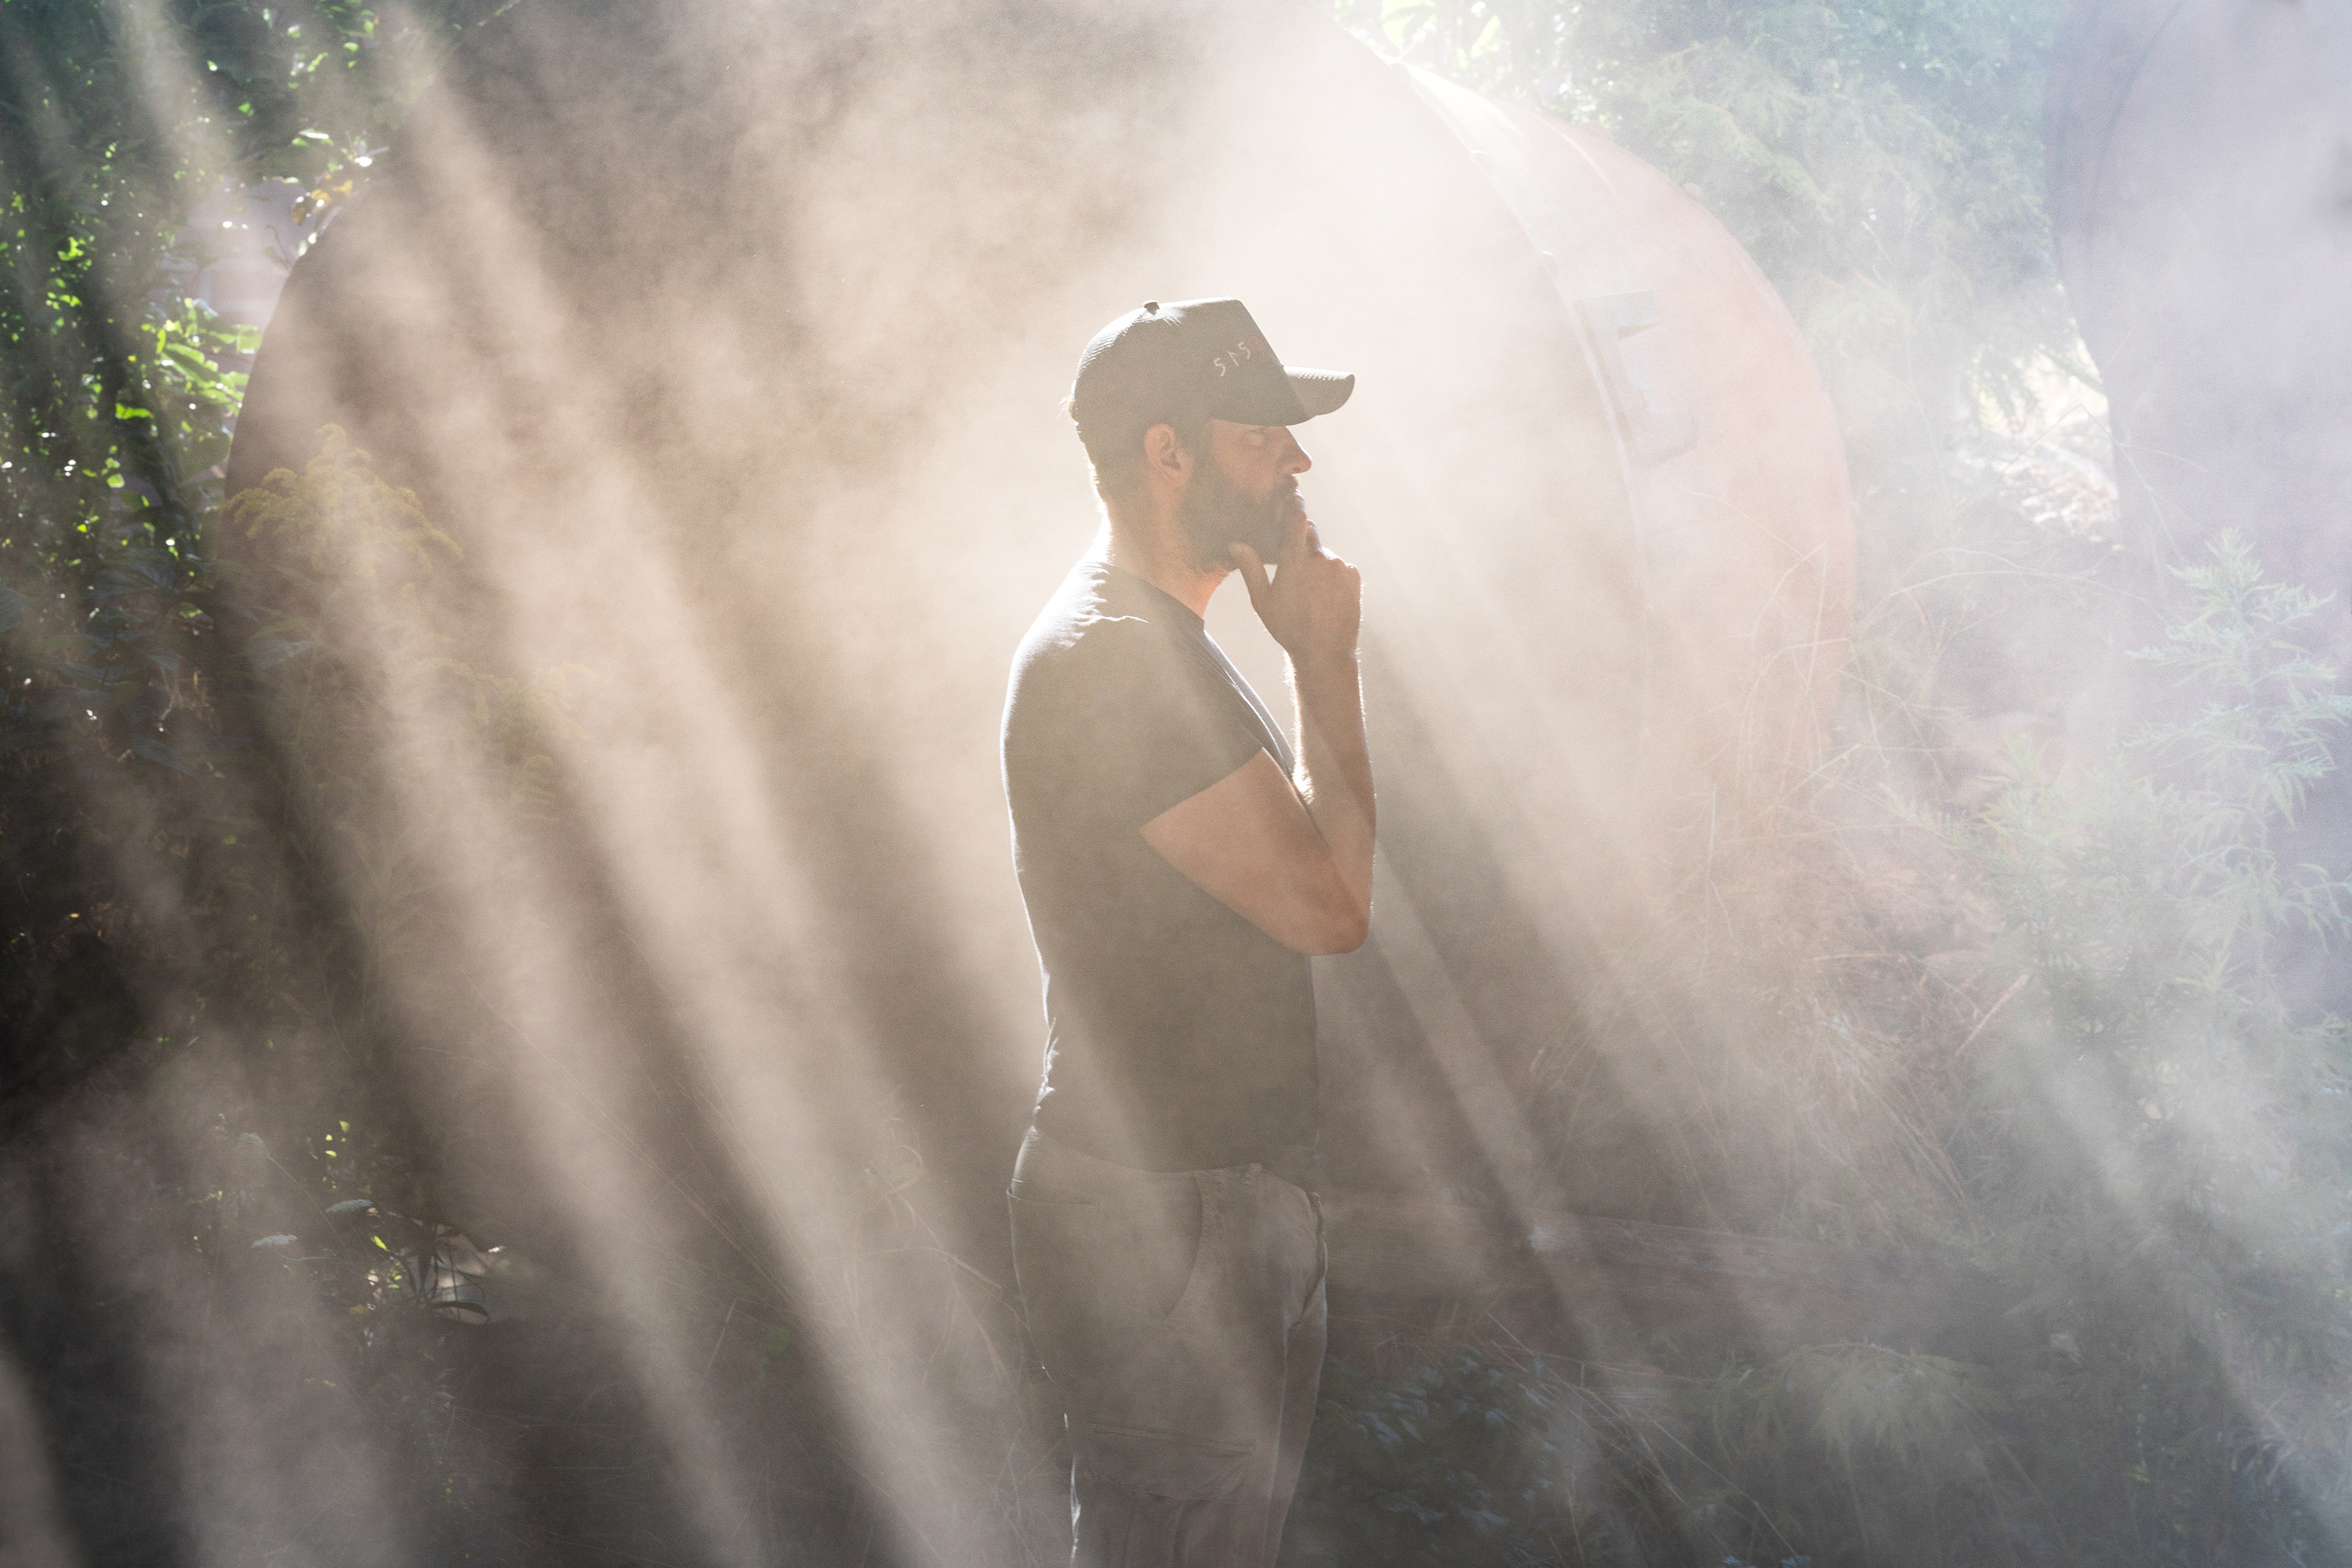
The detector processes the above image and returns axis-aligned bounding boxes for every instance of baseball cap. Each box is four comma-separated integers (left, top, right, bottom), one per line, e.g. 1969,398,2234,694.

1069,298,1355,461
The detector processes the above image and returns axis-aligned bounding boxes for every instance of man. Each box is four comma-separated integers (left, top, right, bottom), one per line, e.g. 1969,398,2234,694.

1000,297,1374,1566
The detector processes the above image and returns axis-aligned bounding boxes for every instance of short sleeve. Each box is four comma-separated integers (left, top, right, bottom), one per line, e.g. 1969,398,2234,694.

1008,621,1270,835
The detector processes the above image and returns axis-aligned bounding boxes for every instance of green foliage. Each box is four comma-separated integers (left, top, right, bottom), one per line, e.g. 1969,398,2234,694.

1287,1351,1686,1566
1300,545,2352,1566
0,0,492,535
1291,1342,2013,1566
1318,11,2350,1560
1345,0,2073,411
1705,1344,2000,1472
136,296,263,505
1947,537,2352,1196
2,4,2340,1563
252,1191,492,1323
2133,539,2352,956
223,428,583,990
1929,538,2352,1559
1686,1342,2037,1563
0,0,510,1111
1341,0,2093,764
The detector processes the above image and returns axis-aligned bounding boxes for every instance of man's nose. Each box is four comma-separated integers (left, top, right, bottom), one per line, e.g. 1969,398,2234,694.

1276,428,1311,474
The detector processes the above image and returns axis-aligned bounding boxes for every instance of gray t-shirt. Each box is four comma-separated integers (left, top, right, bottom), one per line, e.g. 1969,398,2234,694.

1002,561,1317,1171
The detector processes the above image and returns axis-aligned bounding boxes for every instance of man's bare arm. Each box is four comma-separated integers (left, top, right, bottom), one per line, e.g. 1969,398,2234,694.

1140,515,1374,955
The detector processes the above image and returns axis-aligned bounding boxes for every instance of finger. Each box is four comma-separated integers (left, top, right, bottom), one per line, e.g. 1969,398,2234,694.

1229,542,1272,610
1278,506,1313,567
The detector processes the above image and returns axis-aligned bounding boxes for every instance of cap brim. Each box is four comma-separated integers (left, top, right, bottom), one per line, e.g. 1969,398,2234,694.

1283,367,1355,421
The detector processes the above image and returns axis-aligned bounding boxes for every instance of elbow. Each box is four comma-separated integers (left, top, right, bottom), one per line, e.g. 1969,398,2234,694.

1293,900,1370,956
1324,912,1370,955
1252,860,1371,954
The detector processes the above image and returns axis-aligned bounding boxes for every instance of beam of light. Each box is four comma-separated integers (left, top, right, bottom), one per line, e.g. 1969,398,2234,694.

9,1,1875,1556
0,1328,77,1563
14,0,2347,1560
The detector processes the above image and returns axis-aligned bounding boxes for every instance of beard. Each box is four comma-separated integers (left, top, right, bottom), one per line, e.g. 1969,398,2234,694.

1178,458,1298,571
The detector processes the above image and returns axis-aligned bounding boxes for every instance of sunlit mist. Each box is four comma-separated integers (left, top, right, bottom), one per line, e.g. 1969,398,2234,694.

5,1,2350,1563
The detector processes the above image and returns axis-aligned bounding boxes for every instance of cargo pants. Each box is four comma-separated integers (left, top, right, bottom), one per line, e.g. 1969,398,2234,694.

1007,1128,1327,1568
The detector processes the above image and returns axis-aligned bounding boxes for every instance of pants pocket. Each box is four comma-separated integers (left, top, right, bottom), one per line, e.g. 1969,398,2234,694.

1098,1175,1203,1324
1078,1420,1254,1501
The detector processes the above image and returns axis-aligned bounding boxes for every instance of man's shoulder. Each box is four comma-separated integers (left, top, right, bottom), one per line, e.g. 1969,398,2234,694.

1006,568,1205,771
1013,564,1174,687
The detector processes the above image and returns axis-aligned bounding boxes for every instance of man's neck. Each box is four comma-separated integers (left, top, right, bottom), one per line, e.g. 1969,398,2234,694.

1096,510,1229,618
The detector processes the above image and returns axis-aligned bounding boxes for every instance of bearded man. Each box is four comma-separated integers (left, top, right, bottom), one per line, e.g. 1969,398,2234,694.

1000,298,1374,1566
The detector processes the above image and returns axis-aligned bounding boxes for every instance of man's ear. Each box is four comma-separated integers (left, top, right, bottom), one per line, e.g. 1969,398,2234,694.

1142,423,1191,489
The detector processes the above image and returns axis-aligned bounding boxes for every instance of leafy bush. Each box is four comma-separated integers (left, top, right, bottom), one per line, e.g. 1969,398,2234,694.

1,0,503,1110
1347,0,2074,414
1287,1348,1693,1567
1932,536,2352,1562
1288,1340,2005,1566
1299,545,2352,1567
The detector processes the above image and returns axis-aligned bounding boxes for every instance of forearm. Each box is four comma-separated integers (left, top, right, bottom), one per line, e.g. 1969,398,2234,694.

1290,650,1375,928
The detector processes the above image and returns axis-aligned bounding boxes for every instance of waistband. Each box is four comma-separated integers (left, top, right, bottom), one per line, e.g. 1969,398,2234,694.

1011,1126,1320,1198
